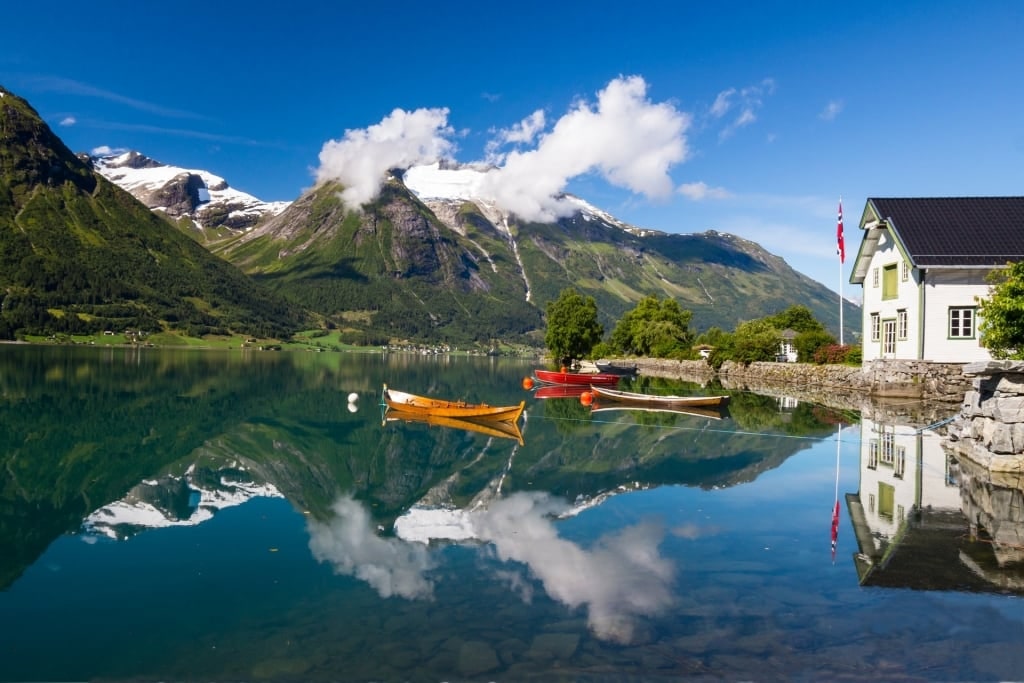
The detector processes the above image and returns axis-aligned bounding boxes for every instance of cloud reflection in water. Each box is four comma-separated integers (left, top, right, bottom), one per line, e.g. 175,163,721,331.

309,492,675,643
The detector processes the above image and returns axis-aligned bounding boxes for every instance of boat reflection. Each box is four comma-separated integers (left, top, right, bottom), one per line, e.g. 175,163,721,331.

591,403,730,421
846,413,1024,593
532,384,590,400
383,409,525,445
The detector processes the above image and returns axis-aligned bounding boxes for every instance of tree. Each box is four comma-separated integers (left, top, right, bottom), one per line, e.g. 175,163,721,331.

731,319,781,364
766,304,825,333
794,329,836,362
978,261,1024,359
608,295,695,358
545,288,604,366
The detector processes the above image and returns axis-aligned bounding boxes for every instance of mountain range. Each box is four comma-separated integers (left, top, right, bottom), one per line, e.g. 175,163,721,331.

0,84,859,346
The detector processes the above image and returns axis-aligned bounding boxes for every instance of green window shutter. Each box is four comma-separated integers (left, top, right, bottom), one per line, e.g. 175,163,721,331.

882,264,898,300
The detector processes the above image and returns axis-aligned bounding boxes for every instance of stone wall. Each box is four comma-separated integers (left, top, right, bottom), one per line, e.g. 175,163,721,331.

630,358,971,404
944,361,1024,475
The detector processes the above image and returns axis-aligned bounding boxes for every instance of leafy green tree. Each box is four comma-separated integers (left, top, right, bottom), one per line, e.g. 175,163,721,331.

731,319,781,364
978,262,1024,359
608,295,695,358
794,329,836,362
766,304,825,333
545,288,604,365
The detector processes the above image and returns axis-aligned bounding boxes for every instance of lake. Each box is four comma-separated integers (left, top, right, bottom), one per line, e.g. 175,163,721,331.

0,345,1021,682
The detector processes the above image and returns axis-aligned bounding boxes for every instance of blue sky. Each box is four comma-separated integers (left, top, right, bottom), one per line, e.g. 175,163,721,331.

3,0,1023,298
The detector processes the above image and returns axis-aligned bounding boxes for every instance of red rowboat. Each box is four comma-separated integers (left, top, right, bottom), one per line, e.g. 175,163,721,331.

533,385,592,399
533,369,621,386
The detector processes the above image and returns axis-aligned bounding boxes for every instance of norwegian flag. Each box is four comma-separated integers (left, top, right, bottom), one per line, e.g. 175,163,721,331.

831,500,840,560
836,200,845,263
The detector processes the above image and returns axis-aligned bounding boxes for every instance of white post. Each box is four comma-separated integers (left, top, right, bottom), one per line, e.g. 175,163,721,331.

839,196,844,346
839,260,844,346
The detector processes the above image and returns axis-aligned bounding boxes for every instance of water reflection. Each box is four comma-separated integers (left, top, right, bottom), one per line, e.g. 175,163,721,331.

390,491,673,644
309,496,437,600
847,411,1024,593
7,347,1023,681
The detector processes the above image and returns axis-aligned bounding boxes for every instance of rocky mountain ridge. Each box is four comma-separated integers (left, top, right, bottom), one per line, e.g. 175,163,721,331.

89,150,290,232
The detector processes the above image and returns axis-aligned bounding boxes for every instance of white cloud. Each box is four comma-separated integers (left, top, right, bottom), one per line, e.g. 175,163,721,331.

59,116,76,127
307,496,437,600
314,75,690,220
485,109,547,164
90,145,125,156
710,88,735,117
679,181,731,200
479,75,690,222
820,99,844,121
473,492,675,644
717,78,775,140
315,107,455,208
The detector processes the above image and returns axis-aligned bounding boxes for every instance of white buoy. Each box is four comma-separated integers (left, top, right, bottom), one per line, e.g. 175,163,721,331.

347,392,358,403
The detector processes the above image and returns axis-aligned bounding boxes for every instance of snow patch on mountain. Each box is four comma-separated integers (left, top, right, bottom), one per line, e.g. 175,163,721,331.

82,465,283,541
93,151,290,230
402,161,646,234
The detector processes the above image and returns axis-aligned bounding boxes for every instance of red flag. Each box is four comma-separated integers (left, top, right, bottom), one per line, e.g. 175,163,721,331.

830,499,840,558
836,200,845,263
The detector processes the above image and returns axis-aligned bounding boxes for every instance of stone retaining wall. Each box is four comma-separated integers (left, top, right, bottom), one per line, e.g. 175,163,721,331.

944,361,1024,475
630,358,971,403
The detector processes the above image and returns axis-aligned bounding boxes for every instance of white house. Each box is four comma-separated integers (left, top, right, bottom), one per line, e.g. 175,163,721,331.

850,197,1024,362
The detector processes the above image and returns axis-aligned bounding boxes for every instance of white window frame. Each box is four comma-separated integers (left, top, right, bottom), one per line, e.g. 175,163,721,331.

901,260,910,281
949,307,976,339
897,309,908,340
872,267,879,287
882,319,897,354
870,313,880,342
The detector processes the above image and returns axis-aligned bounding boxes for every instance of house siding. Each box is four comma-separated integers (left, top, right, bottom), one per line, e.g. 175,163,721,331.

921,269,991,362
858,227,994,363
860,231,920,362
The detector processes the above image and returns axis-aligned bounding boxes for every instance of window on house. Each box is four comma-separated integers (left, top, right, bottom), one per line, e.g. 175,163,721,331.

870,313,880,342
949,307,975,338
883,319,896,354
872,267,879,287
897,309,908,340
878,482,895,520
882,264,898,299
901,260,910,281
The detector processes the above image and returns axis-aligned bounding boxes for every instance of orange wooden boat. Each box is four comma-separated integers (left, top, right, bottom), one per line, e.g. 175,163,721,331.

382,384,525,422
383,410,524,445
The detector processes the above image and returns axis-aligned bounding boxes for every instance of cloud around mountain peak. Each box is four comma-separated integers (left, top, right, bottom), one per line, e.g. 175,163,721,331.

313,75,691,222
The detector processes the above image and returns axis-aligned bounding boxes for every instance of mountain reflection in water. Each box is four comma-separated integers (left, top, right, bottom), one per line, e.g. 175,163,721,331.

1,346,1022,682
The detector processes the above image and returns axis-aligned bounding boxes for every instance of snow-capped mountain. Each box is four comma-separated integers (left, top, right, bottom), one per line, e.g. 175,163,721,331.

401,161,656,237
91,150,290,231
82,462,283,541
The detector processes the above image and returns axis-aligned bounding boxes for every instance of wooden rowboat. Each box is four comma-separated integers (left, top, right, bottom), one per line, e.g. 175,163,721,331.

382,384,525,422
533,369,621,386
588,385,730,408
384,410,524,445
590,403,727,420
533,385,592,399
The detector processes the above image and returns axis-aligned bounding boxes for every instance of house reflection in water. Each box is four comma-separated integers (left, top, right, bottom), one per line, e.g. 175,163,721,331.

847,414,1024,593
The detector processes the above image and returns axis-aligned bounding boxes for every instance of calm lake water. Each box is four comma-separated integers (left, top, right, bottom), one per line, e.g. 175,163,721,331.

1,345,1021,682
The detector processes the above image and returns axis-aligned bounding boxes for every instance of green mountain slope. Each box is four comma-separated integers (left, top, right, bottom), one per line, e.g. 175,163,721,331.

214,180,543,345
214,169,858,345
0,86,308,339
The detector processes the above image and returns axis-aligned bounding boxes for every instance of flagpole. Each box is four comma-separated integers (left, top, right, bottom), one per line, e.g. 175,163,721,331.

832,423,841,563
838,197,844,346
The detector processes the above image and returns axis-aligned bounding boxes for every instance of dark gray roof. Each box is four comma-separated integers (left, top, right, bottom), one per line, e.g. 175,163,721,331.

869,197,1024,267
